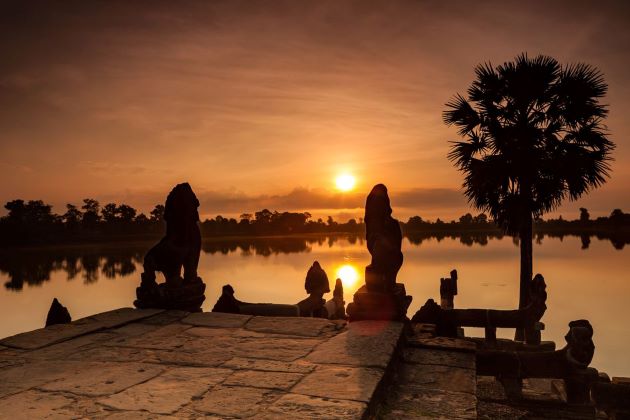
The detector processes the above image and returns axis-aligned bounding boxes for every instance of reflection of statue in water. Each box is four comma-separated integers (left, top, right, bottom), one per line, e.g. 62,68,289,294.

365,184,403,292
134,183,206,311
347,184,412,321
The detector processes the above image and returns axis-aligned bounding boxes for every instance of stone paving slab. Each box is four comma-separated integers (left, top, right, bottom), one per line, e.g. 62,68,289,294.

193,385,280,417
245,316,337,337
37,362,164,397
306,321,404,368
224,369,304,390
261,393,367,419
0,309,406,419
0,389,76,419
221,356,317,374
0,308,163,350
293,365,385,403
97,367,233,414
181,311,252,328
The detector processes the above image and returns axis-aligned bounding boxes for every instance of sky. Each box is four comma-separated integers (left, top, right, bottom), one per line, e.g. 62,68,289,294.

1,0,629,222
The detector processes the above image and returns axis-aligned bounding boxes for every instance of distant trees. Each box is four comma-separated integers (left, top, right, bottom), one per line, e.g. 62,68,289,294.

0,195,628,248
444,54,614,313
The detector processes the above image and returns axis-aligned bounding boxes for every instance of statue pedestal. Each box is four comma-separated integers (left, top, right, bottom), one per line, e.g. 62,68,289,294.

346,283,412,321
134,275,206,312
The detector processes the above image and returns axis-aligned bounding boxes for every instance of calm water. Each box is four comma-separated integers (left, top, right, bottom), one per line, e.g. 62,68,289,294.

1,234,628,377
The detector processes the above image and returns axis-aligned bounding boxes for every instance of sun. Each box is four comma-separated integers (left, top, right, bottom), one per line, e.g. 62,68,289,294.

335,174,356,192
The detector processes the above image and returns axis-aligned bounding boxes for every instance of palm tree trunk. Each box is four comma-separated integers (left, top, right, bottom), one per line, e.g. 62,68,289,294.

515,212,533,341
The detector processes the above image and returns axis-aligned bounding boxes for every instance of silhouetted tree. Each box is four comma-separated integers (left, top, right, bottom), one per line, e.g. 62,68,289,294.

63,204,82,230
579,208,590,223
102,203,118,223
444,54,614,313
150,204,165,222
81,199,101,227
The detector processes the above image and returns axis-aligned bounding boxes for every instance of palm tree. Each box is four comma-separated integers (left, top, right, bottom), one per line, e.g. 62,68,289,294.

444,53,614,314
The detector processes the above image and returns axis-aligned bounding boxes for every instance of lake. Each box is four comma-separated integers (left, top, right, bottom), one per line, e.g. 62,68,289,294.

1,233,628,377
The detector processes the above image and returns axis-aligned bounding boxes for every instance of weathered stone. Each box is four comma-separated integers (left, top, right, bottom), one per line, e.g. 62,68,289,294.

45,297,71,327
98,367,232,414
245,316,336,337
105,323,192,350
221,357,316,374
106,412,181,420
0,308,163,350
38,362,163,396
224,370,304,390
383,388,477,419
182,311,252,328
194,385,278,417
262,393,367,419
0,319,104,350
306,321,403,368
157,347,235,367
87,307,165,328
292,365,384,402
139,310,190,325
476,401,529,420
184,326,238,338
0,361,82,398
110,322,162,337
399,363,476,395
476,375,507,401
25,332,118,360
403,348,475,370
0,390,75,419
522,378,565,402
66,345,163,364
231,337,322,362
408,335,477,353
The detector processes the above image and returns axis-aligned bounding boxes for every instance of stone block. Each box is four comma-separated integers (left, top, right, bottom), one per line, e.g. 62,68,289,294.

383,388,477,419
221,357,316,374
262,393,367,419
0,390,75,419
402,348,475,370
245,316,336,337
181,312,252,328
231,337,322,362
193,385,278,417
224,370,304,390
292,365,384,402
399,363,476,395
87,308,164,328
38,362,164,396
408,335,477,353
306,321,403,368
0,361,81,398
98,367,232,414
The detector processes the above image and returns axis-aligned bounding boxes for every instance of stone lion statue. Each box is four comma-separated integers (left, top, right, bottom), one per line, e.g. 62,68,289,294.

136,183,205,311
141,182,202,287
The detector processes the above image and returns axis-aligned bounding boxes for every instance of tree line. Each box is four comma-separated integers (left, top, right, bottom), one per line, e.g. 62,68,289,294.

1,197,628,247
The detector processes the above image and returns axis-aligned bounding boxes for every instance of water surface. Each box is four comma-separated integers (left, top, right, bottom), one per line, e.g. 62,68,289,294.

1,234,628,376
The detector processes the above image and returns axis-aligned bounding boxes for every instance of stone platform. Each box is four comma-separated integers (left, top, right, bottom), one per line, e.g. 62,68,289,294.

0,308,404,419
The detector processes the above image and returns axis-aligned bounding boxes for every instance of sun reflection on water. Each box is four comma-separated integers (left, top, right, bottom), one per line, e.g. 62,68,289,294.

335,263,360,289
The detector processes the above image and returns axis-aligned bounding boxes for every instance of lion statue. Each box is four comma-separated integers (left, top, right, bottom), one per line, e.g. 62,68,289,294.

141,182,202,288
136,183,205,310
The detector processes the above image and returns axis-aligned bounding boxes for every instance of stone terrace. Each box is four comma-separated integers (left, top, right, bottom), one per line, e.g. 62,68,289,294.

0,308,405,419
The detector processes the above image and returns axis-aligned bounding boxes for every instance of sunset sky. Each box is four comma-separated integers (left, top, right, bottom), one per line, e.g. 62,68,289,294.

1,0,629,221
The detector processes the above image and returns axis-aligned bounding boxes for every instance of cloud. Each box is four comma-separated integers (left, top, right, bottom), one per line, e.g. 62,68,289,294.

194,186,466,216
